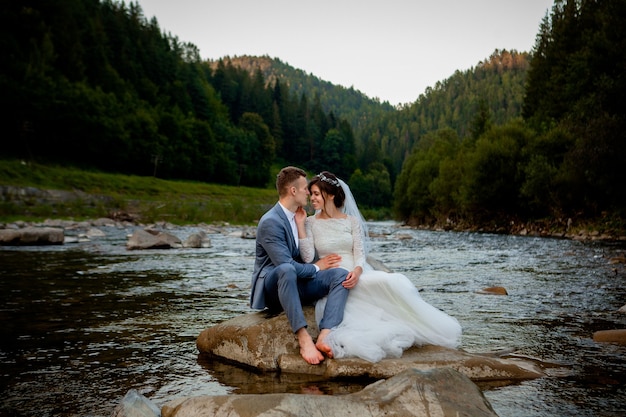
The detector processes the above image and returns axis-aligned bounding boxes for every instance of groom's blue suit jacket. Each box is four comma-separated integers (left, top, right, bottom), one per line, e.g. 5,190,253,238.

250,202,317,310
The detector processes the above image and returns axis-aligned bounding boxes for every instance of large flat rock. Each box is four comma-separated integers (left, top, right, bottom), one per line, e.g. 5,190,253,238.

197,308,544,382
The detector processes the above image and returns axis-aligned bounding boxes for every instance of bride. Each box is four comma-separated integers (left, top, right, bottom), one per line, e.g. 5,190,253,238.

295,171,462,363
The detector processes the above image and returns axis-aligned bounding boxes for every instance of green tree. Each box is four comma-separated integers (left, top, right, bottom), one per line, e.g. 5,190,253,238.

238,112,276,187
523,0,626,215
349,163,392,209
519,126,573,216
393,128,459,222
458,122,530,218
318,129,344,172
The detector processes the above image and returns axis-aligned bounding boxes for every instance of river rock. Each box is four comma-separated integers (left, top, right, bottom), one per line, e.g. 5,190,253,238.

239,227,256,239
126,229,182,250
593,329,626,345
0,226,64,245
161,367,499,417
395,233,413,240
41,218,76,228
183,231,211,248
196,307,544,381
478,286,508,295
112,389,160,417
91,217,117,227
85,227,106,238
609,256,626,264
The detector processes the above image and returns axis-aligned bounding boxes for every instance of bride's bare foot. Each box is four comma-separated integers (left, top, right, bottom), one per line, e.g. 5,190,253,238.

296,328,324,365
315,329,334,358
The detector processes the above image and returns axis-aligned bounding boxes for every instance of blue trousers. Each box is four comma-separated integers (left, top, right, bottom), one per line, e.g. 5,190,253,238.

264,263,349,333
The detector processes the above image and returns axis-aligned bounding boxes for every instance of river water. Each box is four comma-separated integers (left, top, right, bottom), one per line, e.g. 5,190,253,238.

1,221,625,417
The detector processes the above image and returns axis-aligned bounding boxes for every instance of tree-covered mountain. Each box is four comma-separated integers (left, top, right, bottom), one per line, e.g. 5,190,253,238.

209,51,532,211
207,55,396,132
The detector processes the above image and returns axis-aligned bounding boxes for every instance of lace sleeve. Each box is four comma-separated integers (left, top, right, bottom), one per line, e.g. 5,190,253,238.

299,216,316,263
350,215,366,269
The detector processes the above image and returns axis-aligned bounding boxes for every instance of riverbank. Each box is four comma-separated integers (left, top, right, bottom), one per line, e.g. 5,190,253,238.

2,160,624,241
0,159,277,225
2,184,625,243
406,215,626,243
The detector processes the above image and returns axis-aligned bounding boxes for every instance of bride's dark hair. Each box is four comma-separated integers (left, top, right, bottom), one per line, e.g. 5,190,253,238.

309,171,346,208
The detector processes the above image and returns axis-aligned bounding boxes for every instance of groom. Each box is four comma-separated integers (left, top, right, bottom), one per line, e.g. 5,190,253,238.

251,166,349,364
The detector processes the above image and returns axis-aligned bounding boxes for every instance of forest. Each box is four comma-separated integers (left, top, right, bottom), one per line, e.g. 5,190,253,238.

1,0,624,229
1,0,358,189
393,0,625,228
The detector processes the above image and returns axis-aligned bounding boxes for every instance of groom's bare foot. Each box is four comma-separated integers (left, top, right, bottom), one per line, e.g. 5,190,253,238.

315,329,334,358
296,328,324,364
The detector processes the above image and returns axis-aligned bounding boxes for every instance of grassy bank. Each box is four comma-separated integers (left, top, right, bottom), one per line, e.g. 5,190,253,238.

3,160,622,240
0,160,278,225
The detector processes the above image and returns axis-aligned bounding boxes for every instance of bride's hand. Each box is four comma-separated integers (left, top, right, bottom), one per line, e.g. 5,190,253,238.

316,254,342,270
343,267,362,289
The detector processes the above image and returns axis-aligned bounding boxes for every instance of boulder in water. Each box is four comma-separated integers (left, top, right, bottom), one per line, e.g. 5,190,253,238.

161,367,499,417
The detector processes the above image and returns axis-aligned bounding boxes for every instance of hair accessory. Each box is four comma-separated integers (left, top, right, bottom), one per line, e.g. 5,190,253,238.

318,173,341,187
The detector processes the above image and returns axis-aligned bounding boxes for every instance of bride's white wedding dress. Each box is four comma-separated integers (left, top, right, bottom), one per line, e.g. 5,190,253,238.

300,215,462,363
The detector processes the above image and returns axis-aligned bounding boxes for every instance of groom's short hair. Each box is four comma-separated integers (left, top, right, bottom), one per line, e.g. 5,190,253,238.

276,166,307,197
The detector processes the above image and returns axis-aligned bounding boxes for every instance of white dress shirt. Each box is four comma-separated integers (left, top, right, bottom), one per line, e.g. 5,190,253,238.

279,203,298,248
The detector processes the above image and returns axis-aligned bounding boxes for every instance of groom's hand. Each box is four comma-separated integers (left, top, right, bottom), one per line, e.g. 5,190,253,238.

316,254,342,270
343,267,362,289
295,206,307,224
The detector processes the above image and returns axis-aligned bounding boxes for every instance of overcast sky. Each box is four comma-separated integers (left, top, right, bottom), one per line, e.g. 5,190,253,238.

134,0,554,106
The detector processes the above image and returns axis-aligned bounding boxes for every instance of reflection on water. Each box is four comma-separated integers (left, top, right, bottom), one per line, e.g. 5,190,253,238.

196,355,372,396
0,223,625,416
